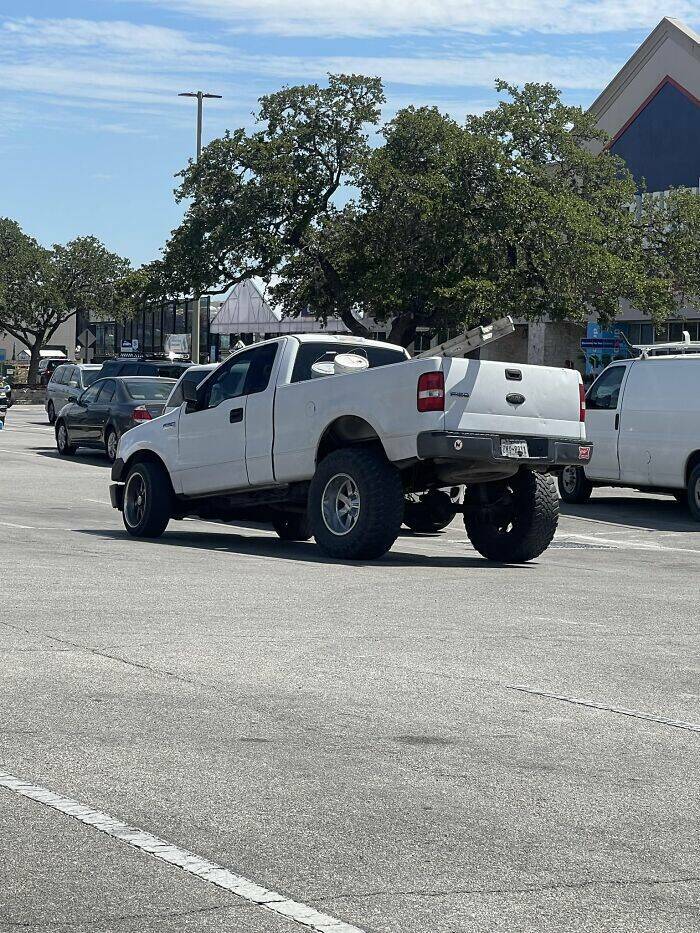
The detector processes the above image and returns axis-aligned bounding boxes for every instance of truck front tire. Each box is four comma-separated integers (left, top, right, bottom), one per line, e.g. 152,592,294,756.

122,461,171,538
309,448,404,560
557,465,593,504
272,512,312,541
464,470,558,562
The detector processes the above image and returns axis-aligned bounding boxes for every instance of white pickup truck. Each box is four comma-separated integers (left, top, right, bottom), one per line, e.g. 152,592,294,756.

109,334,591,562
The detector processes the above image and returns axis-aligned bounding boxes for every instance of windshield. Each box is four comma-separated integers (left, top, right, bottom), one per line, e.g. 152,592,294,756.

124,379,175,401
291,342,408,383
82,370,103,387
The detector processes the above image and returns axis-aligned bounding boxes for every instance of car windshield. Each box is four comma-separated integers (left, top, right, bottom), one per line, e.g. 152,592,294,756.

82,370,103,387
123,379,175,401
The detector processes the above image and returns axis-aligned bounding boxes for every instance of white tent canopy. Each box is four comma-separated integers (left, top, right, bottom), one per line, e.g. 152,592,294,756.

210,280,352,336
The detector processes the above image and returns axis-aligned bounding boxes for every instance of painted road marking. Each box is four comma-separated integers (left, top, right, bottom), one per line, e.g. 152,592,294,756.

561,532,700,556
0,769,365,933
508,685,700,733
0,521,34,529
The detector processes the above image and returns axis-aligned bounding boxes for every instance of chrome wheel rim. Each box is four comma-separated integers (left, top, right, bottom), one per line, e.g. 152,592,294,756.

561,466,578,495
124,473,146,528
57,424,67,451
107,432,118,461
321,473,361,536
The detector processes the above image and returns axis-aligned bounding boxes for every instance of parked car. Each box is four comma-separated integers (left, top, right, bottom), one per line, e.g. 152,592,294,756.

558,354,700,519
99,358,192,379
46,364,103,424
109,335,590,563
0,379,12,409
163,363,217,414
55,376,176,462
38,357,67,387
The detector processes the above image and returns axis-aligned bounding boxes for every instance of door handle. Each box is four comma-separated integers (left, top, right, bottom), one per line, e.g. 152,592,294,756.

229,407,243,424
615,413,620,430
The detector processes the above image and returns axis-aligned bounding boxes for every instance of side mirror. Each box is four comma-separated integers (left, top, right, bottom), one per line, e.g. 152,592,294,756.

182,380,198,404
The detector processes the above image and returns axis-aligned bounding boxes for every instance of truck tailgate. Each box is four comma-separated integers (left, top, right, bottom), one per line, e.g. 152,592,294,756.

442,358,584,439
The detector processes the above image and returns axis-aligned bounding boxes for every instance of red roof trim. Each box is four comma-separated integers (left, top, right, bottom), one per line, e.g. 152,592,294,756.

605,75,700,149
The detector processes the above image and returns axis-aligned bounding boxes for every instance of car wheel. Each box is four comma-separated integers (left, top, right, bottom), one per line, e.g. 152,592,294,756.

55,421,76,456
403,490,456,533
122,461,172,538
465,470,559,563
47,401,56,425
557,465,593,504
308,447,404,560
272,512,312,541
105,428,119,463
687,465,700,522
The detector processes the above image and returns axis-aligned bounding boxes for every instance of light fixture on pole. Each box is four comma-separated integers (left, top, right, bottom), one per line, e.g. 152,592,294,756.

178,90,222,362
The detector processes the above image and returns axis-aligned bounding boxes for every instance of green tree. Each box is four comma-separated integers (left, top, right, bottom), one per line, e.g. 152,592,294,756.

153,74,384,333
0,219,130,384
276,83,673,345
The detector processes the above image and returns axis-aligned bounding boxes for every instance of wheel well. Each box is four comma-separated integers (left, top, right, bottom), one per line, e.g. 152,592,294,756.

685,450,700,484
316,416,386,464
123,450,175,496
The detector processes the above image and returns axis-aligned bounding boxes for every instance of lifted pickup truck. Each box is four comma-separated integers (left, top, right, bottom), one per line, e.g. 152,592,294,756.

109,334,591,562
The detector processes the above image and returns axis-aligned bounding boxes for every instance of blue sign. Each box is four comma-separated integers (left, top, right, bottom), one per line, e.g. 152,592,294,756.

0,350,6,362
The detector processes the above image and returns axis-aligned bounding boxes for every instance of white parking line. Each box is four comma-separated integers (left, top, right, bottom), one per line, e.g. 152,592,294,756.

0,521,34,529
507,685,700,733
0,768,364,933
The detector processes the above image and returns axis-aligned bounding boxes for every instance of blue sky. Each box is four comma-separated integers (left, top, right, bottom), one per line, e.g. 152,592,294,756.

1,0,698,267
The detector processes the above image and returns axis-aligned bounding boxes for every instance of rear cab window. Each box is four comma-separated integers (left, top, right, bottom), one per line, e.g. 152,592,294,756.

290,342,408,383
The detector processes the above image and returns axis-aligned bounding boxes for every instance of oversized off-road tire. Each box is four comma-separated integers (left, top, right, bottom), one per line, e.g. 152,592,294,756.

122,461,171,538
55,420,76,456
557,465,593,504
464,470,559,563
309,447,404,560
687,465,700,522
403,490,456,533
47,401,56,425
105,427,119,464
272,512,312,541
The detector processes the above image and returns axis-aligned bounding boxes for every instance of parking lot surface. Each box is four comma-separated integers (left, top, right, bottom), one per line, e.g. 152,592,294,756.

1,405,699,933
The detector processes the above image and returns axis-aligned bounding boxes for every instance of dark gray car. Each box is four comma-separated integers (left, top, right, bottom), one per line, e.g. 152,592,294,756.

55,377,175,462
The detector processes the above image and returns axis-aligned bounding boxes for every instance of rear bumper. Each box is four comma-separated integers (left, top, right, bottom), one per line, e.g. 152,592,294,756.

416,431,592,468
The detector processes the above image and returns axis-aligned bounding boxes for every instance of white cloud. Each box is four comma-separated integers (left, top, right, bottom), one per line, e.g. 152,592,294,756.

131,0,697,38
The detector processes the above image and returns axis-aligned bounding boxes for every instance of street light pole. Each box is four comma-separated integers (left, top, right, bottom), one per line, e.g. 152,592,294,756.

178,90,222,363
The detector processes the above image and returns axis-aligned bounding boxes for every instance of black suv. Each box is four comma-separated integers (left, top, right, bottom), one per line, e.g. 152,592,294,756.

99,359,193,379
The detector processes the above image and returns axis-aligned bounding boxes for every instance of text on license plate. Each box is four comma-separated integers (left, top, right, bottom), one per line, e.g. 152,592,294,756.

501,439,529,458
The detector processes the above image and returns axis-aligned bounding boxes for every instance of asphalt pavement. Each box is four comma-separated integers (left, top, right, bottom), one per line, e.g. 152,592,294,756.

1,405,698,933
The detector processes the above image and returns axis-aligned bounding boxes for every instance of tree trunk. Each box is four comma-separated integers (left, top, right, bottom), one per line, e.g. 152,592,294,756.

388,314,417,349
27,336,44,387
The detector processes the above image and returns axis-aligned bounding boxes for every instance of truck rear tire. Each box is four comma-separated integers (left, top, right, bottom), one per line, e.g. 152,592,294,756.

122,461,171,538
464,470,558,563
272,512,312,541
557,465,593,504
309,447,404,560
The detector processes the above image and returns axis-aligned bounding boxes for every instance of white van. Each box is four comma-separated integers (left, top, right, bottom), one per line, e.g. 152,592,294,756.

559,354,700,519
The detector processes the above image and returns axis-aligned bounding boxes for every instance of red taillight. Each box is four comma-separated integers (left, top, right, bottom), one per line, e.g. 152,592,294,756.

132,405,152,423
417,371,445,412
579,383,586,422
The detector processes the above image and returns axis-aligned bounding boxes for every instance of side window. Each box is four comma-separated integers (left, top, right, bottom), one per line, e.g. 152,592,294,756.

97,380,116,403
66,367,79,387
51,366,67,385
168,384,184,408
80,384,102,405
204,344,277,409
587,366,625,411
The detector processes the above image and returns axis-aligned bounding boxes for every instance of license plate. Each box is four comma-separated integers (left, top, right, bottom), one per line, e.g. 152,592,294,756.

501,439,529,459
